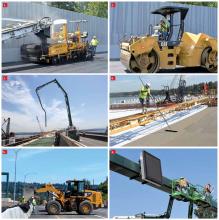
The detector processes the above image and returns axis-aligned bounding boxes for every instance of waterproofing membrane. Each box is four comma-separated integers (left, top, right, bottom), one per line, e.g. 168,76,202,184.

110,104,207,147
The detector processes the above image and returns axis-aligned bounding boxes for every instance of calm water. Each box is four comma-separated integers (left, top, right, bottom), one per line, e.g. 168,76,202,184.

81,128,107,133
15,132,40,138
110,95,165,105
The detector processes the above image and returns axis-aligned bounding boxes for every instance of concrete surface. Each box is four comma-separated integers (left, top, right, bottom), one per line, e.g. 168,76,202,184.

30,205,107,219
2,53,108,73
125,107,217,146
80,136,107,147
22,135,107,147
110,61,210,74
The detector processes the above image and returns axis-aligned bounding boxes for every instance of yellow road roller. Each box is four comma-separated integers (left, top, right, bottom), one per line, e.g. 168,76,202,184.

120,6,217,73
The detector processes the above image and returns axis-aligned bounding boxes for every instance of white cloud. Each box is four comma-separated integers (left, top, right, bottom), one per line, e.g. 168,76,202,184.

2,77,83,132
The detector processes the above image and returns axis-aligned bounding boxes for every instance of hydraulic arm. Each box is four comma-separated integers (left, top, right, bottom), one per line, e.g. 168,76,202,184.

35,79,73,127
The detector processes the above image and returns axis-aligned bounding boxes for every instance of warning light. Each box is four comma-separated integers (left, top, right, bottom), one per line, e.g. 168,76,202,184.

2,150,8,154
111,150,117,154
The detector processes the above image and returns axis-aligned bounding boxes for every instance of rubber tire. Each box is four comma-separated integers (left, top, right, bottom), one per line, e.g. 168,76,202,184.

46,200,61,215
201,47,217,73
78,200,93,215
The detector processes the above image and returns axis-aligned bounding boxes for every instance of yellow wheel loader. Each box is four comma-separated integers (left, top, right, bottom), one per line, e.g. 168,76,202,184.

35,180,104,215
120,6,217,73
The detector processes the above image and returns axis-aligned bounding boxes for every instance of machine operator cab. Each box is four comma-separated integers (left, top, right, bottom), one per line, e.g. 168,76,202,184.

65,180,86,197
51,19,68,43
150,6,189,47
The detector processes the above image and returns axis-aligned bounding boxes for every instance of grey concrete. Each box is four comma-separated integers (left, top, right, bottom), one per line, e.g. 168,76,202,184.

80,136,107,147
110,61,210,74
2,53,108,73
125,107,217,146
2,2,108,63
110,2,217,59
30,205,107,219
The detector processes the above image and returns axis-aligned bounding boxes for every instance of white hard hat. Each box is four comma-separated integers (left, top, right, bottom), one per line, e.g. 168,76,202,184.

145,83,151,87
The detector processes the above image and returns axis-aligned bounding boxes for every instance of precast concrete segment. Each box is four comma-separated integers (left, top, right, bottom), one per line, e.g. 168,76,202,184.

110,104,207,147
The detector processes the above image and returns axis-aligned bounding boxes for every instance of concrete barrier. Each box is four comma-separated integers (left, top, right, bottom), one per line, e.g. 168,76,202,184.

2,204,33,219
59,133,86,147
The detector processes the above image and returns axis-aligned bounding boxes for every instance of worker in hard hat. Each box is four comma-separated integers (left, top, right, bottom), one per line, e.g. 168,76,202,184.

31,196,37,213
177,177,189,194
90,36,99,55
20,195,26,204
204,183,213,198
159,17,170,41
139,83,151,114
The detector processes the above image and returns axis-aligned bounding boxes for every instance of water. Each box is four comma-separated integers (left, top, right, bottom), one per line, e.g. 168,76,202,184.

81,128,106,133
110,95,165,105
15,132,40,139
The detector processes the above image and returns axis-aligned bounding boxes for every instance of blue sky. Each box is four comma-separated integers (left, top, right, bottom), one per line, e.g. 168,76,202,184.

2,75,108,132
2,149,108,184
110,75,217,93
110,149,217,218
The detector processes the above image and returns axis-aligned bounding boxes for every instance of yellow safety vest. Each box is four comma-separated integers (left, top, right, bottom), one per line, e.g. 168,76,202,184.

91,39,99,46
139,86,150,99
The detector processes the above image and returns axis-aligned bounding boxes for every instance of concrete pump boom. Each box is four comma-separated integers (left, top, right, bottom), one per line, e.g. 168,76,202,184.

35,79,73,128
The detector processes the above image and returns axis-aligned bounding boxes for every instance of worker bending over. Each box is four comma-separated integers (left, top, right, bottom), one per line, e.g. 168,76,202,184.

90,36,99,55
139,83,151,114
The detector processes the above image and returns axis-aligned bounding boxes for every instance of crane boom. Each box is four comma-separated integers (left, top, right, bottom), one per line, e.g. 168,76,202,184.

35,79,73,127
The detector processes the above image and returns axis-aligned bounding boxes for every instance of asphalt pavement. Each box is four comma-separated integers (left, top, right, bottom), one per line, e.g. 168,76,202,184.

110,61,210,73
2,53,108,73
30,205,107,219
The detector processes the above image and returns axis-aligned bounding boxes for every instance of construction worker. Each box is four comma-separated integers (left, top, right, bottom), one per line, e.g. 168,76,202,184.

204,183,213,197
139,83,151,114
31,196,37,213
90,36,99,55
159,18,170,41
177,177,189,194
20,196,26,204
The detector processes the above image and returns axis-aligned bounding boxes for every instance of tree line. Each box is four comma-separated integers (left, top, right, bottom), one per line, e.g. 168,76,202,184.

47,2,108,18
110,81,217,97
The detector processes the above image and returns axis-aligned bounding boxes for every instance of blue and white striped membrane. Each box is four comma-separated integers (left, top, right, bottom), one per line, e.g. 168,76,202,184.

110,104,208,147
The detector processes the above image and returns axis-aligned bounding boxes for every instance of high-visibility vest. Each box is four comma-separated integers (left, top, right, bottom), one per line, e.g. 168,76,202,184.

161,22,168,32
139,86,150,99
91,39,99,46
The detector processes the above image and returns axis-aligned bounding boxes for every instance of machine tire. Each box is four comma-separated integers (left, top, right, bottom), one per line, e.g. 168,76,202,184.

130,49,160,73
78,200,93,215
46,200,61,215
201,47,217,73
